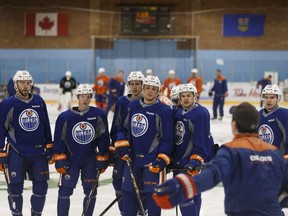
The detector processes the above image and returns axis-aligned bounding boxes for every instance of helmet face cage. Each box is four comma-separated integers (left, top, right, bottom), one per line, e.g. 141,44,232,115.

143,75,161,89
13,70,33,91
76,84,93,96
127,71,145,83
261,84,281,102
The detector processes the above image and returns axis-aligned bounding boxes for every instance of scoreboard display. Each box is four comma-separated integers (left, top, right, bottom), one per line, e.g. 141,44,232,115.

120,6,171,35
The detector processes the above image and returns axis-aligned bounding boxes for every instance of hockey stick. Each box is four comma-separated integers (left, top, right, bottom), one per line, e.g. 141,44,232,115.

98,194,122,216
125,155,146,216
81,169,101,216
3,164,20,214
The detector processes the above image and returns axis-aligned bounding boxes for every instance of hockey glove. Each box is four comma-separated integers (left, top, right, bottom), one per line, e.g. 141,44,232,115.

115,140,131,161
152,173,196,209
54,153,69,174
283,154,288,160
186,154,204,176
45,143,54,164
96,153,109,173
0,149,8,172
208,91,213,97
148,154,170,173
108,145,117,166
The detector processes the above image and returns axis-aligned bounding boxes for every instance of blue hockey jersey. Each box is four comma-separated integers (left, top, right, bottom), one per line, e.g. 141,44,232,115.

53,106,110,160
258,106,288,155
0,94,52,156
173,103,212,168
117,99,174,167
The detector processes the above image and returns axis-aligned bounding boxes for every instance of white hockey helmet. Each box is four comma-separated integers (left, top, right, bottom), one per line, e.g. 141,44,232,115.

143,75,161,89
168,69,176,75
75,84,93,96
127,71,145,83
171,85,180,101
261,84,281,102
178,83,197,95
65,70,72,77
98,67,106,73
191,68,198,73
146,69,153,76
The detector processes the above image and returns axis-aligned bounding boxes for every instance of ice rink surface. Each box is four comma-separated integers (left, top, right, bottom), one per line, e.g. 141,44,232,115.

0,101,287,215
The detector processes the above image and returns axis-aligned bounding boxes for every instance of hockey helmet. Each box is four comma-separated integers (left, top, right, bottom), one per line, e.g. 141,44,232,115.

75,84,93,96
65,70,72,77
98,67,106,73
146,69,153,76
178,83,197,95
261,84,281,102
143,75,161,89
171,85,180,101
191,68,198,73
127,71,145,83
168,69,176,75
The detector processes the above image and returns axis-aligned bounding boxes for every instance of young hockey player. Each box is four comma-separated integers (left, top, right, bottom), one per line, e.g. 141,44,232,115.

115,75,174,216
171,83,213,216
187,68,203,100
93,67,110,110
153,102,288,216
58,70,77,112
53,84,110,216
110,71,145,214
160,69,182,99
0,70,53,216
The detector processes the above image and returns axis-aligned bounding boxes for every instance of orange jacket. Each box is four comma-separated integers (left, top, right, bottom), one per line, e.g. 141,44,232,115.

93,75,110,95
187,76,203,95
161,77,182,98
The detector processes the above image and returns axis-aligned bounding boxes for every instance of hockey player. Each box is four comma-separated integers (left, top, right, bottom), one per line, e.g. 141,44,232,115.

58,70,77,112
93,67,110,110
170,85,182,110
258,84,288,154
115,75,174,216
0,70,53,216
187,68,203,100
106,70,125,113
110,71,145,214
209,69,228,120
53,84,110,216
153,102,288,216
160,69,182,99
256,75,272,107
171,83,213,216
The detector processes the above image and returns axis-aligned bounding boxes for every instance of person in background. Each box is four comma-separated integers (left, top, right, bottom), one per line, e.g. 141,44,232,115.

58,70,77,112
187,68,203,100
209,69,228,120
257,75,272,107
53,84,110,216
110,71,145,215
0,70,53,216
106,70,125,113
93,67,110,110
153,102,288,216
160,69,182,99
7,78,16,97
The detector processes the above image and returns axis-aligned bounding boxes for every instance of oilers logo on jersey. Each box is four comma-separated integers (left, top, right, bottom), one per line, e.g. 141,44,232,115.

19,109,39,131
175,121,185,145
258,124,274,144
64,81,72,88
72,122,95,144
131,113,148,137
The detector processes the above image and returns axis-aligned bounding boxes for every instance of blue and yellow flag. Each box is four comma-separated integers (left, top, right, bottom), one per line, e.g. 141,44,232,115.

223,14,265,36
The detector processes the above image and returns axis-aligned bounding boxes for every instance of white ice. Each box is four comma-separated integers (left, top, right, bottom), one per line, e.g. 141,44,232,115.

0,102,287,215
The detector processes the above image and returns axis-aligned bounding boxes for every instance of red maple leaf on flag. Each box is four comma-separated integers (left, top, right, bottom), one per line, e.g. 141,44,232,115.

39,16,54,31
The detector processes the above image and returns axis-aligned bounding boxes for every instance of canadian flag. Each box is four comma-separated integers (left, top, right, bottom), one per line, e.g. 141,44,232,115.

25,13,68,36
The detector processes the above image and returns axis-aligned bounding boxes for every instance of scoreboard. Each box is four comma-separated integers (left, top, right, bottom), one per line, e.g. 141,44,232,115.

120,6,171,35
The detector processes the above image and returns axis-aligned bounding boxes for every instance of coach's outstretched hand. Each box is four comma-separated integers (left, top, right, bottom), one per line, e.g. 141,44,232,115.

152,173,196,209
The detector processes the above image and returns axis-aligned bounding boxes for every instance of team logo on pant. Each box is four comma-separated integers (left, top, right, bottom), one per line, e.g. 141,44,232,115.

258,124,274,144
131,113,148,137
175,121,185,145
19,109,39,131
72,122,95,144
